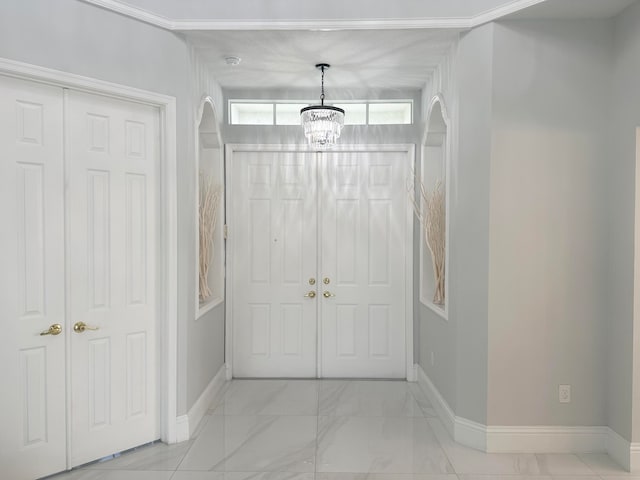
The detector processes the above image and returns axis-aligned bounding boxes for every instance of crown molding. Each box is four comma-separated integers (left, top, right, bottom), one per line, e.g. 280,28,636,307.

80,0,548,31
81,0,175,29
473,0,547,26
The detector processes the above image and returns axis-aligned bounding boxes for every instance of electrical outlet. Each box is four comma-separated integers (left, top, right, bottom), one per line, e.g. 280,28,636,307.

559,384,571,403
431,351,435,366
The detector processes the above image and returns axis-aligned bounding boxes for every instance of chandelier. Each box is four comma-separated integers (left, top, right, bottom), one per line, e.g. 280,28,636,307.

300,63,345,149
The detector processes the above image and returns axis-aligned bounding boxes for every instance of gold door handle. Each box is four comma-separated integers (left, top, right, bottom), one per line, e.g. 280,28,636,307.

40,324,62,336
304,291,317,298
323,291,335,298
73,321,99,333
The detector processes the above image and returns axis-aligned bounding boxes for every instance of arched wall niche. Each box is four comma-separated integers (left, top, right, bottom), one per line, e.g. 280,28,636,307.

196,96,225,318
419,94,450,318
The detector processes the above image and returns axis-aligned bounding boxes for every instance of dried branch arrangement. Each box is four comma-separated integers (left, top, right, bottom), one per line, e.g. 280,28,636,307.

199,173,222,301
409,175,446,306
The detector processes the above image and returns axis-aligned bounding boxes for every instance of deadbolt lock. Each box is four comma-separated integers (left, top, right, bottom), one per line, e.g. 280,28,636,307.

323,277,331,285
309,278,316,285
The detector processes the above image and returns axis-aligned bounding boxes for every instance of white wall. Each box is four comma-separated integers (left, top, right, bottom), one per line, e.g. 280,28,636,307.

0,0,224,417
609,0,640,442
487,19,612,426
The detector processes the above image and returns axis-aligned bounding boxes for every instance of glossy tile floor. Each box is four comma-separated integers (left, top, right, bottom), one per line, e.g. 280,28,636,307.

50,380,637,480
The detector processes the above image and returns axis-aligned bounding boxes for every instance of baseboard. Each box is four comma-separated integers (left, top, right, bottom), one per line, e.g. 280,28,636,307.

607,427,640,472
631,442,640,471
415,364,458,442
174,364,228,443
486,425,607,453
175,415,189,443
415,364,612,456
407,363,418,382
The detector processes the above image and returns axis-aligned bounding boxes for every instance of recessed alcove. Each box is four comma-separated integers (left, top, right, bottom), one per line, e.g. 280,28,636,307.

420,96,449,318
196,97,225,318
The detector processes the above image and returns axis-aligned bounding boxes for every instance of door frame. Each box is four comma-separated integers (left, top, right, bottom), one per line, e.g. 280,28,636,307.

225,143,415,381
0,58,179,450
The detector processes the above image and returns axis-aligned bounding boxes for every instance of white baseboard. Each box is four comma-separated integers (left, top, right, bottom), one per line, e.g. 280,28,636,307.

607,427,640,472
486,425,607,453
407,363,418,382
175,415,189,443
415,363,461,443
631,442,640,471
174,364,228,443
415,364,615,457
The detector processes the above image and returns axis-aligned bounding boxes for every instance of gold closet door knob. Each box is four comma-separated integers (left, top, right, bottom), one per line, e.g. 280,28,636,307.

40,324,62,336
304,291,317,298
323,291,335,298
73,321,99,333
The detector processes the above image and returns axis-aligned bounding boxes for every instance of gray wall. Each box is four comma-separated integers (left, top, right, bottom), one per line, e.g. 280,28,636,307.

452,24,494,424
0,0,225,417
419,16,624,430
185,51,226,411
417,24,494,424
487,19,611,426
609,0,640,442
418,56,460,413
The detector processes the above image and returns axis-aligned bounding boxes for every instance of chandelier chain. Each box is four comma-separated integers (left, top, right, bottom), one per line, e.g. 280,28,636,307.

320,65,325,105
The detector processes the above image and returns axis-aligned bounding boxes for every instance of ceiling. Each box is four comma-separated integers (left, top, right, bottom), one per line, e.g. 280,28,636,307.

83,0,639,91
188,29,459,90
88,0,545,25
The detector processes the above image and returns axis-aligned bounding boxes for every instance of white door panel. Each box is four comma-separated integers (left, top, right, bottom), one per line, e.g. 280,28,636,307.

320,151,408,378
230,150,318,377
66,90,159,466
0,76,67,479
229,147,410,379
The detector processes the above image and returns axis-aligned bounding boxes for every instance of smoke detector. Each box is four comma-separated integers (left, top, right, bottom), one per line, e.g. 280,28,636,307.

224,56,241,66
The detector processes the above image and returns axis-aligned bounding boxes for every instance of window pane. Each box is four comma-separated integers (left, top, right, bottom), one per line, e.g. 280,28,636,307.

230,103,273,125
368,102,412,125
333,103,366,125
275,103,309,125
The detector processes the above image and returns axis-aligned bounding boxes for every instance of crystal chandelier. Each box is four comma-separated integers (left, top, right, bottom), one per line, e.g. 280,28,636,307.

300,63,345,149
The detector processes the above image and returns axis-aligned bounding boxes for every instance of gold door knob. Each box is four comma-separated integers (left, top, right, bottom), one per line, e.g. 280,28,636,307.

323,291,335,298
73,321,99,333
304,291,317,298
40,324,62,336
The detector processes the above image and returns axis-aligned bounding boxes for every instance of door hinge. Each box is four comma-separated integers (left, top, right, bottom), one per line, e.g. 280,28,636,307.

224,224,228,239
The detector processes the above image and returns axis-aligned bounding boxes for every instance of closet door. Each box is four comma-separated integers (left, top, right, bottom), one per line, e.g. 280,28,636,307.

0,76,67,479
66,90,160,466
320,150,409,378
230,149,318,377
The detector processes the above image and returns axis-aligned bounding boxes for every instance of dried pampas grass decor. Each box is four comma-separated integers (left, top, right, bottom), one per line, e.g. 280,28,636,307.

409,175,445,306
199,173,222,301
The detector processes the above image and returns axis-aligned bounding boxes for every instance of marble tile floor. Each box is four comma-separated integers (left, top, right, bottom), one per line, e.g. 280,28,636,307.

49,380,636,480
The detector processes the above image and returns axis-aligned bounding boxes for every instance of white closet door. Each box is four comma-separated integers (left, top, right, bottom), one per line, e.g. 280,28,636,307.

230,150,318,377
66,90,160,466
0,76,67,479
320,151,408,378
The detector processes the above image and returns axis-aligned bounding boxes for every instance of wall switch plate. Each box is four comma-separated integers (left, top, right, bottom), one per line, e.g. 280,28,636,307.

559,384,571,403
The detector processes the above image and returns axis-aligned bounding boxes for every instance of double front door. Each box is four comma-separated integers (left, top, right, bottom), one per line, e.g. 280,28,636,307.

228,146,412,379
0,75,159,479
